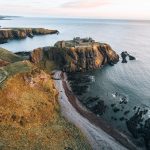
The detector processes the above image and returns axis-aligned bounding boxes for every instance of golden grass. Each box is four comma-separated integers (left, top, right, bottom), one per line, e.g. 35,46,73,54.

37,60,58,73
0,68,91,150
0,69,57,125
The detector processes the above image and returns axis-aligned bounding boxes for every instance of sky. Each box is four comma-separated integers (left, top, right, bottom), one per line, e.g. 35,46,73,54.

0,0,150,20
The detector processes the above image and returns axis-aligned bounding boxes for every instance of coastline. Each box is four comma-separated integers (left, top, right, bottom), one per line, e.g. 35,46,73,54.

54,70,138,150
0,28,59,44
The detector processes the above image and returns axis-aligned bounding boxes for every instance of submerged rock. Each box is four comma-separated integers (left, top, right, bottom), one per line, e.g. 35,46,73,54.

120,117,125,121
126,108,150,149
124,110,130,115
129,55,136,60
113,107,120,113
111,104,116,107
88,99,107,115
144,119,150,149
0,39,8,44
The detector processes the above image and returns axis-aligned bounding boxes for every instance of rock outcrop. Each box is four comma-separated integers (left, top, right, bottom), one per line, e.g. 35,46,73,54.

0,28,59,44
30,39,119,72
121,51,136,63
126,108,150,149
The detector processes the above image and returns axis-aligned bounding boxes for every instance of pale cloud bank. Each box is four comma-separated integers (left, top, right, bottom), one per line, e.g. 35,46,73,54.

0,0,150,19
61,0,110,8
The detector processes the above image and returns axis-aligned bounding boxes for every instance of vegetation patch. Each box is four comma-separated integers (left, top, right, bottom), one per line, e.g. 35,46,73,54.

0,47,23,63
0,47,91,149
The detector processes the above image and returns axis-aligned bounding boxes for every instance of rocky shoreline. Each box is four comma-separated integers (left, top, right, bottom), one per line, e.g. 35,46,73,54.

54,71,137,150
0,28,59,44
67,71,150,149
1,37,147,149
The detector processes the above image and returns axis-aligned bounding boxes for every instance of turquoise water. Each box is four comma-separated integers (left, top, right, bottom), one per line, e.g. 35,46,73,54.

1,17,150,148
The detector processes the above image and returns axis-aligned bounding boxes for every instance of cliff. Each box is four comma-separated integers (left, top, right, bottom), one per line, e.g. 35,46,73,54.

0,28,59,44
31,39,119,72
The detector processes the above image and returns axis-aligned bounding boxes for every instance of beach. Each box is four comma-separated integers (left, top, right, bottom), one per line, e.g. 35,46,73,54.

53,70,138,150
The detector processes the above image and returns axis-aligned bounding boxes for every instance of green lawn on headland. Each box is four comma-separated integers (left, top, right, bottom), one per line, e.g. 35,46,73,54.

0,47,23,63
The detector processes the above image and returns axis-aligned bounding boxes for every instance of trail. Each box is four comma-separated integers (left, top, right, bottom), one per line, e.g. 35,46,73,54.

54,70,138,150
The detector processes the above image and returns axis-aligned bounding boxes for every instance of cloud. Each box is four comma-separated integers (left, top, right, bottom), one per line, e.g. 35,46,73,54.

62,0,110,8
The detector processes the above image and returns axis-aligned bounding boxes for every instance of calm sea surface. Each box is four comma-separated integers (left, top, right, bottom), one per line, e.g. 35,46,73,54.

0,17,150,147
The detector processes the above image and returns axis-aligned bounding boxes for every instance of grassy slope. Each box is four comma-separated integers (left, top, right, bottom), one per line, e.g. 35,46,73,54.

37,60,58,73
4,61,33,76
0,47,23,63
0,49,91,150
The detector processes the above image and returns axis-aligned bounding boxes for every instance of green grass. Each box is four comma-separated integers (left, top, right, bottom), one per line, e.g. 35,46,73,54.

37,60,58,73
0,61,33,87
0,47,23,63
4,61,32,76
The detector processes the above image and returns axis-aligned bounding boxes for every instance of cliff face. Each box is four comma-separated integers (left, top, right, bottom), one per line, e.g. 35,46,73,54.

31,42,119,72
0,28,59,44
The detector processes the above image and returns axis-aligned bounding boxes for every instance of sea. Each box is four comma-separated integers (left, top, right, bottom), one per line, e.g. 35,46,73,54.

0,17,150,148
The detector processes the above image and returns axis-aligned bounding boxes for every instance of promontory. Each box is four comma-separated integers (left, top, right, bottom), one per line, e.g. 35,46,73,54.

0,28,59,44
31,37,119,72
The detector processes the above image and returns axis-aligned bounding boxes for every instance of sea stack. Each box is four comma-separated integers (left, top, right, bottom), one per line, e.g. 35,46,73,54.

121,51,136,63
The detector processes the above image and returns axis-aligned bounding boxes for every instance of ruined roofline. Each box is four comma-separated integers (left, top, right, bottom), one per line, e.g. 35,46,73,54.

54,38,97,49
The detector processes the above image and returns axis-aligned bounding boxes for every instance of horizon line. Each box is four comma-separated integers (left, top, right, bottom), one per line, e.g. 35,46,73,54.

1,15,150,21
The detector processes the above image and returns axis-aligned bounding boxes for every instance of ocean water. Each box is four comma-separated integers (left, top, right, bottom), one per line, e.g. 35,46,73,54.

1,17,150,147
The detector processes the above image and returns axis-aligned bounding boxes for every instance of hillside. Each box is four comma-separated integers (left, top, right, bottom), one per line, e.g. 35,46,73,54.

0,38,121,149
0,47,23,63
0,48,91,150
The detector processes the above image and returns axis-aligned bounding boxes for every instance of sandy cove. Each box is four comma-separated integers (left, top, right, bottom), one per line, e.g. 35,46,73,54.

54,70,138,150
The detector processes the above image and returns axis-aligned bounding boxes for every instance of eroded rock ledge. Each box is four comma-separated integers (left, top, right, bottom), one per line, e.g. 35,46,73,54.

31,38,119,72
0,28,59,44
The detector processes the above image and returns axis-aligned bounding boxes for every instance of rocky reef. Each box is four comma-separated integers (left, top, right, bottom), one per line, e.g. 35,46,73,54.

126,108,150,149
31,38,119,72
0,28,59,44
121,51,136,63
